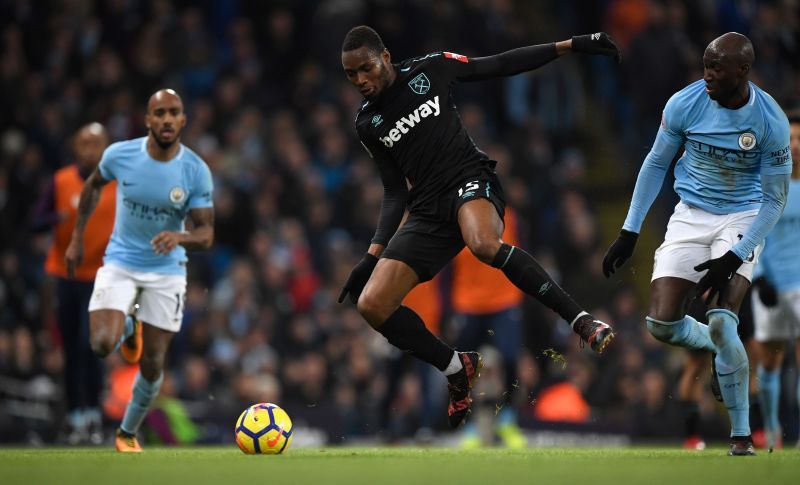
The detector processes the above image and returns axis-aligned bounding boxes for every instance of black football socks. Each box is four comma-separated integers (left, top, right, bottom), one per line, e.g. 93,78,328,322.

376,305,454,371
492,243,582,323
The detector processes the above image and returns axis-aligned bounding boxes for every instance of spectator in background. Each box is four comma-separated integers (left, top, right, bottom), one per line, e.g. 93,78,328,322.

31,123,113,444
751,111,800,451
450,208,526,448
1,1,799,446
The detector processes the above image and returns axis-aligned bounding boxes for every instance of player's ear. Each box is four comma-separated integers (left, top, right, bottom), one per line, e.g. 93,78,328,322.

381,48,391,65
737,62,750,77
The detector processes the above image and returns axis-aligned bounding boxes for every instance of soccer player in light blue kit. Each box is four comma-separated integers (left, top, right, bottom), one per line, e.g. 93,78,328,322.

65,89,214,452
751,112,800,452
601,33,791,456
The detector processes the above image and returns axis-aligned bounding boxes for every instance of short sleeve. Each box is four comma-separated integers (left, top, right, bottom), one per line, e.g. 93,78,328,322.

98,143,121,181
760,115,791,176
188,162,214,209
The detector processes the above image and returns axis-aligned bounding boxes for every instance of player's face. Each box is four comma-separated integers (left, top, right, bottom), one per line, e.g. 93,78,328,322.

146,96,186,149
702,48,746,103
342,47,392,99
73,125,108,171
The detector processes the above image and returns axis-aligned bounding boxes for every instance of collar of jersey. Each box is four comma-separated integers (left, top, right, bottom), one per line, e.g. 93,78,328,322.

140,137,185,163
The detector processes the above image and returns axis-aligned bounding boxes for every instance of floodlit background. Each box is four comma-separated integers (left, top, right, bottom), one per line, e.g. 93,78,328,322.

1,0,798,446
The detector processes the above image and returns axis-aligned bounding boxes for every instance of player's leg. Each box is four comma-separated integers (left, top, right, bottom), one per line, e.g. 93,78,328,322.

786,291,800,448
709,274,754,453
363,217,486,428
115,272,184,452
738,290,763,443
757,340,784,448
87,265,138,358
451,313,486,448
645,203,716,351
646,277,715,351
708,214,767,455
457,197,613,353
88,310,127,356
752,287,785,451
117,323,174,449
358,258,456,370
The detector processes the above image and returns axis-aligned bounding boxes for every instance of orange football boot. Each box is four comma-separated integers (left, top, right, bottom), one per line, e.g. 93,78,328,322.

120,318,142,364
115,428,142,453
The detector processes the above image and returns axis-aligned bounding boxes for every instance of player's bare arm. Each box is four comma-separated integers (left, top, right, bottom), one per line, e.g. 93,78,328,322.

151,207,214,255
65,168,109,278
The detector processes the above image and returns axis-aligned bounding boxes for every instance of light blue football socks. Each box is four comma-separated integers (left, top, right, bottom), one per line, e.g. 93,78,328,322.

120,371,163,435
757,365,780,433
645,314,715,351
113,315,136,353
707,309,750,437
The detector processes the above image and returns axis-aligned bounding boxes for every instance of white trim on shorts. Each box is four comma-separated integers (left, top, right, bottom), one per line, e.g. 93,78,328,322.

88,263,187,333
752,289,800,342
651,202,762,283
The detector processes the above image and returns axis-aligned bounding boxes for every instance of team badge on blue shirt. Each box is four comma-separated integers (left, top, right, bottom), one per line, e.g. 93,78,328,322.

738,132,756,150
169,186,186,204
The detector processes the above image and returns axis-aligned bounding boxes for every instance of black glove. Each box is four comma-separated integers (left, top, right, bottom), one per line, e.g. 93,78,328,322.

602,229,638,278
753,276,779,307
338,253,379,304
693,251,743,304
572,32,622,63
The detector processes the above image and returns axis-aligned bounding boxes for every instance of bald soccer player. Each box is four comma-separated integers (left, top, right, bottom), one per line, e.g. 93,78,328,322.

602,33,791,456
66,89,214,452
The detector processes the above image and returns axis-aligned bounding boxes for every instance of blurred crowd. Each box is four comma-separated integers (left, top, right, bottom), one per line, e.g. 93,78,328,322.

1,0,798,445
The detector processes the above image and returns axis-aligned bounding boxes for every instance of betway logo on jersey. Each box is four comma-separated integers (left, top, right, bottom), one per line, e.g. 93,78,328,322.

379,96,440,148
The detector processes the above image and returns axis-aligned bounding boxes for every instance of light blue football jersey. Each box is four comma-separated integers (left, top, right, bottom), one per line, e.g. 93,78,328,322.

663,80,791,213
99,137,213,275
757,179,800,291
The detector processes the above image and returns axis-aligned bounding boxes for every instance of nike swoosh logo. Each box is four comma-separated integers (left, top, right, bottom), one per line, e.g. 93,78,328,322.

122,181,135,187
400,67,411,72
266,425,284,448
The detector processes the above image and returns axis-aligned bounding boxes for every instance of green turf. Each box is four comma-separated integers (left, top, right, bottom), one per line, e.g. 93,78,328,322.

1,447,799,485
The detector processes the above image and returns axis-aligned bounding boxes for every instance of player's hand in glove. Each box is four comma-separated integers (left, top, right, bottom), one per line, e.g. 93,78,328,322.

572,32,622,63
338,253,379,304
693,251,743,304
602,229,638,278
752,276,779,307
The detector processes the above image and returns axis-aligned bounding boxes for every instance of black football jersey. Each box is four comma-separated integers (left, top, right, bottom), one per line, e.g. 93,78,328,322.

355,52,495,211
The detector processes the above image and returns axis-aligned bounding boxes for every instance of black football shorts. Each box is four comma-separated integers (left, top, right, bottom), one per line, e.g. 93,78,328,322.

381,171,506,282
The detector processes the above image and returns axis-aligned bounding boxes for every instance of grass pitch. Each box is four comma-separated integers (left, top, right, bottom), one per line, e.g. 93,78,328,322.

2,446,799,485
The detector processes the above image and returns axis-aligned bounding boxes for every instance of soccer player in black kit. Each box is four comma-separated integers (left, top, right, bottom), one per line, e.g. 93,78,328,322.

339,25,621,428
